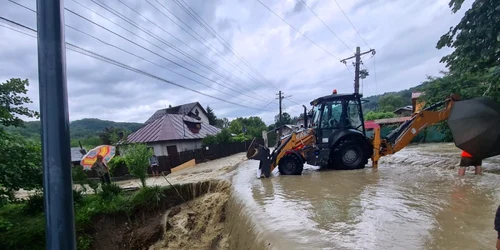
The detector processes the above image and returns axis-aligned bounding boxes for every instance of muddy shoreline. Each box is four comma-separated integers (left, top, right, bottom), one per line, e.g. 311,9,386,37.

86,153,270,250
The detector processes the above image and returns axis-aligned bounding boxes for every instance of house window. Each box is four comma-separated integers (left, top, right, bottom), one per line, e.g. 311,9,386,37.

195,109,199,116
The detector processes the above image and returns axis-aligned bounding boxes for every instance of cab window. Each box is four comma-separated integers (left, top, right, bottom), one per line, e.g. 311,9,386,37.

346,99,362,131
321,101,342,128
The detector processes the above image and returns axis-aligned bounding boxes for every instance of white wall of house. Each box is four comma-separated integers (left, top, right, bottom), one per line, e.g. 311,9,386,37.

192,104,209,124
147,140,203,156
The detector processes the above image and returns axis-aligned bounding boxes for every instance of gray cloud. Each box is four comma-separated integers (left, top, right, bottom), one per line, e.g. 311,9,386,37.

0,0,473,125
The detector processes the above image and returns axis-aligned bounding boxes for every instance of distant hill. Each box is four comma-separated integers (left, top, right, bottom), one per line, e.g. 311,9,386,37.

2,118,143,140
362,83,428,111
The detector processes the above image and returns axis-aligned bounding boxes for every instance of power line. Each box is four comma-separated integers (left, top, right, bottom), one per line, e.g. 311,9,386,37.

300,0,353,53
9,0,270,105
374,54,378,95
108,0,266,98
148,0,270,90
0,17,274,112
175,0,279,91
331,0,371,48
65,6,270,105
71,0,269,103
255,0,340,61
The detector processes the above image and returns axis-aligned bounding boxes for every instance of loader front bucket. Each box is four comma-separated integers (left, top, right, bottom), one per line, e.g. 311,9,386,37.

246,138,272,178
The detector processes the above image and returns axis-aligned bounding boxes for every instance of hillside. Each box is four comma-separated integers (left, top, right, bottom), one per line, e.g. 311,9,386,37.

362,82,427,111
2,118,143,141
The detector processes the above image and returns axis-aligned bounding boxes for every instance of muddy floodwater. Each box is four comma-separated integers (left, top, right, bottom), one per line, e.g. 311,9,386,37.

233,143,500,250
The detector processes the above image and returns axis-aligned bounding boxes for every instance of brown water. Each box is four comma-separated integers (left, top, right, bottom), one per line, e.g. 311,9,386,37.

232,143,500,250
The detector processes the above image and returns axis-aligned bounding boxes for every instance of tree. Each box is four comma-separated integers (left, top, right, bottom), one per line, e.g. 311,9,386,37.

122,143,152,187
215,118,229,129
436,0,500,101
206,105,217,126
274,112,292,127
365,111,396,121
0,130,42,201
98,126,129,145
0,78,41,202
232,116,267,138
0,78,39,128
437,0,499,74
168,104,172,108
377,95,405,112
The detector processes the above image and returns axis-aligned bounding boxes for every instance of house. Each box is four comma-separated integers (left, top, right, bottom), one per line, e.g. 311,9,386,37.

126,103,220,156
276,124,296,138
145,102,209,125
70,147,86,166
392,92,425,117
393,105,413,117
296,118,305,128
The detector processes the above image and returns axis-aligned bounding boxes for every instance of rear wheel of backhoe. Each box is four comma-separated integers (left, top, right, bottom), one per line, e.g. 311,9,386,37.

332,139,366,170
278,154,304,175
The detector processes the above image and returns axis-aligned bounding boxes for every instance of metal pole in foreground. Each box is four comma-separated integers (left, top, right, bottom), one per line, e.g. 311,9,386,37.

36,0,76,249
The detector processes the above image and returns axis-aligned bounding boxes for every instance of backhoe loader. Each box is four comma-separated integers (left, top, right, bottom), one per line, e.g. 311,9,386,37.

247,90,460,178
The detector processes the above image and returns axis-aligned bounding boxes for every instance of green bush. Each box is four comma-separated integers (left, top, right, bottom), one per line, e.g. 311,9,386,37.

75,194,129,227
122,143,152,187
86,179,100,194
72,165,88,183
0,130,42,202
73,189,85,206
131,185,165,208
107,156,126,176
365,111,396,121
100,183,122,200
0,204,45,250
77,234,93,250
23,192,44,215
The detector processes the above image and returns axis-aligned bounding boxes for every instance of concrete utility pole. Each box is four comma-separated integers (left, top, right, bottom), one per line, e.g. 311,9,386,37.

37,0,77,249
341,46,376,94
277,91,283,140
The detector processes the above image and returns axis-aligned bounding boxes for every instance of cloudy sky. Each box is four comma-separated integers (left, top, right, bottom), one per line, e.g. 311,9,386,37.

0,0,471,125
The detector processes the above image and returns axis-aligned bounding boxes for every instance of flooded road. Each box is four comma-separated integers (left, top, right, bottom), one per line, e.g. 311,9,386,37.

232,143,500,249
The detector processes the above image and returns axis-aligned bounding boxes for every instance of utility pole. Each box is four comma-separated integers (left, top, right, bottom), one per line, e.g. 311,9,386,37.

37,0,77,249
277,91,283,140
341,46,376,94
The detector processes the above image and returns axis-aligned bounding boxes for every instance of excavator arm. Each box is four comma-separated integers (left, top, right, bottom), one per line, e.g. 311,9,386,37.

371,94,460,167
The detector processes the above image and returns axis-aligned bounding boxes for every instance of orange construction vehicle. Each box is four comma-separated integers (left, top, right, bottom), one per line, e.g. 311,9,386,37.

247,90,460,178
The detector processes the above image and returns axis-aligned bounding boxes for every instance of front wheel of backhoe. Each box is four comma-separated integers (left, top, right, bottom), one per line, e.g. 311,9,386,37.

332,139,366,170
278,154,304,175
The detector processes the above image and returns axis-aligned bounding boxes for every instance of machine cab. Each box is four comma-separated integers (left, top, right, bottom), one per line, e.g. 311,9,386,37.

310,91,366,144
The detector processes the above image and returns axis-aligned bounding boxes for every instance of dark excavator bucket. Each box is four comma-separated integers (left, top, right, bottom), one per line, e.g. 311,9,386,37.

246,138,272,178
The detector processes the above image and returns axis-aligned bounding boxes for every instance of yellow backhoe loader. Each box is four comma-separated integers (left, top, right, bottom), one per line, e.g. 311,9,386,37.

247,90,460,178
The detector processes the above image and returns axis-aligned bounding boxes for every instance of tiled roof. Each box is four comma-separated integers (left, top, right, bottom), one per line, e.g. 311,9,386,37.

145,102,206,124
127,114,220,143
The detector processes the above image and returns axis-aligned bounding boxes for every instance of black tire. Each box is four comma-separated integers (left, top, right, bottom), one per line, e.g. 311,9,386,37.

278,154,304,175
332,139,366,170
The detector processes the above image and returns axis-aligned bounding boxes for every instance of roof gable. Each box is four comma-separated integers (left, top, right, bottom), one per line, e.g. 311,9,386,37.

144,102,208,124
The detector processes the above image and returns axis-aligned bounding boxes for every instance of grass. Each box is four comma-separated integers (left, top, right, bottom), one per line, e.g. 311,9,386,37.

0,184,170,250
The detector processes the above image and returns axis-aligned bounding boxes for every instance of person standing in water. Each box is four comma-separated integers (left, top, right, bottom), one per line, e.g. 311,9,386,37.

92,154,111,185
458,150,482,176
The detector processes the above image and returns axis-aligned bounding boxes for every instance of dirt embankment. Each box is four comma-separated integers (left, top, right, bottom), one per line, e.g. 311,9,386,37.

90,153,249,250
90,180,232,250
150,181,231,250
